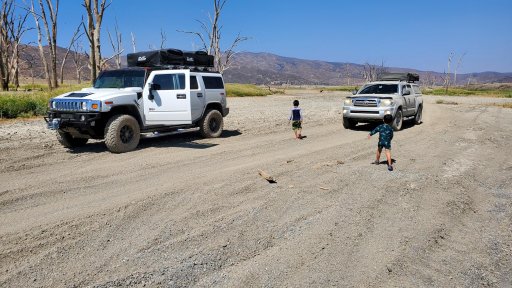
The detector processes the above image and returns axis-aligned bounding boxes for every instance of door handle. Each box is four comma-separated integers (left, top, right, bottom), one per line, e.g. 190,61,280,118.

176,94,186,99
197,93,203,98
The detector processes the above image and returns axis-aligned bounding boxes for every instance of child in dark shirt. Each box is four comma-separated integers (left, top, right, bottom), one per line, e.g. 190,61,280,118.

289,100,303,139
367,114,394,171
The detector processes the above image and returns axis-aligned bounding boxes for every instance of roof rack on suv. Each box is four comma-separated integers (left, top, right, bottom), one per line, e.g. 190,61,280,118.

127,48,214,69
377,73,419,83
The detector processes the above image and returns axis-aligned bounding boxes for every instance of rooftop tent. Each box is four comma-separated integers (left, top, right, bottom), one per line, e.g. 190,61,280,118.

127,49,214,68
377,73,420,82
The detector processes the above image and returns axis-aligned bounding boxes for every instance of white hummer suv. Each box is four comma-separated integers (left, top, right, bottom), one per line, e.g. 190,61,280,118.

46,49,229,153
342,73,423,131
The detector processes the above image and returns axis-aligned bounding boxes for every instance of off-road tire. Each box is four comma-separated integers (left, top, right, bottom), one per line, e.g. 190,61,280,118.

57,131,88,148
414,105,423,125
104,114,140,153
343,118,357,129
199,109,223,138
392,109,403,131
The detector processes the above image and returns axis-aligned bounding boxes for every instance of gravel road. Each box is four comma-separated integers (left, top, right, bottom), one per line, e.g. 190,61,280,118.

1,92,511,287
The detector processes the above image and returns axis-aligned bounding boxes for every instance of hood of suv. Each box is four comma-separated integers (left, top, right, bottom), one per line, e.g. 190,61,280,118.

53,87,143,101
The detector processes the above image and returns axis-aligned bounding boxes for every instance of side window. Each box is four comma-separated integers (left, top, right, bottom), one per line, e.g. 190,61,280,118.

402,85,407,94
202,76,224,89
413,85,421,94
152,74,185,90
190,76,199,90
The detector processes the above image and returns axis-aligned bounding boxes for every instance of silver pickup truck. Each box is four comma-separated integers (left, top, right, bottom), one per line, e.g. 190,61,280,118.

342,73,423,131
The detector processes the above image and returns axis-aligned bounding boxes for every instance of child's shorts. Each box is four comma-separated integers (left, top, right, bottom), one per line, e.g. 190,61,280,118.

292,121,302,130
378,141,391,150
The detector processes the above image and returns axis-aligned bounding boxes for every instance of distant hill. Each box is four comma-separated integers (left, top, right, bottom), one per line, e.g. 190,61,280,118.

223,52,512,86
14,46,512,86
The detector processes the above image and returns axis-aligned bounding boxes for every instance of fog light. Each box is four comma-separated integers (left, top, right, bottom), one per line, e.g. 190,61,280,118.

80,115,86,121
343,110,348,114
385,110,391,115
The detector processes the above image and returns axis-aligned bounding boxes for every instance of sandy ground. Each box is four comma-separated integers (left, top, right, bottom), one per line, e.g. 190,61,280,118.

1,92,511,287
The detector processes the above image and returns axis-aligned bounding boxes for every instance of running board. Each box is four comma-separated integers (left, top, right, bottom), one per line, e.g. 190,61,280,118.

141,127,199,139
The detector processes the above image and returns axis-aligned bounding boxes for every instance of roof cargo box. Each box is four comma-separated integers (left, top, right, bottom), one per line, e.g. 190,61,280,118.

127,49,214,68
378,73,419,82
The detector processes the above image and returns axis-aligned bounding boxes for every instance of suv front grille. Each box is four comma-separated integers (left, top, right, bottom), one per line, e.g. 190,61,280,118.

353,99,378,107
53,100,82,111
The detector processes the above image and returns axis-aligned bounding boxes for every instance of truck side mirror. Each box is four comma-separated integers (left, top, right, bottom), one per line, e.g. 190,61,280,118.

148,82,155,100
352,90,357,95
403,89,411,96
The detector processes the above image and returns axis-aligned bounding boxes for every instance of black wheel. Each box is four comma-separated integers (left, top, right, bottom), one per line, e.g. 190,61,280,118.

343,118,356,129
392,109,403,131
104,115,140,153
414,105,423,125
56,130,88,148
199,109,224,138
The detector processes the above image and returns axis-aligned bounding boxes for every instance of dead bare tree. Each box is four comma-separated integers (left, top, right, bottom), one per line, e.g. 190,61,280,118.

71,40,87,84
178,0,248,73
454,52,466,86
0,0,14,90
159,28,166,49
130,31,136,53
1,0,30,90
444,52,454,93
82,0,111,83
28,0,59,89
59,22,83,84
362,62,387,82
107,18,123,68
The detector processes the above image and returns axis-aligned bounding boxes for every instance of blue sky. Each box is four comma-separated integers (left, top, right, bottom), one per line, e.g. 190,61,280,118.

23,0,512,73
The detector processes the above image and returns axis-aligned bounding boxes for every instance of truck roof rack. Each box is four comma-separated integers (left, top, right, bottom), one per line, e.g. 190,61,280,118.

127,48,214,69
377,73,419,83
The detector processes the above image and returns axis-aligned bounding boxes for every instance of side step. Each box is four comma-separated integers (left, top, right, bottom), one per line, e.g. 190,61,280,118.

141,127,199,139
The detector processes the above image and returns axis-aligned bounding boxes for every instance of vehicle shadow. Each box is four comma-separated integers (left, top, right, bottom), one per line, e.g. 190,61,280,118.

350,119,417,132
67,129,242,154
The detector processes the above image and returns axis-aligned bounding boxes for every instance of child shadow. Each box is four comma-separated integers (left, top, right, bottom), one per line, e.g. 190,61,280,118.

375,159,397,165
298,135,307,140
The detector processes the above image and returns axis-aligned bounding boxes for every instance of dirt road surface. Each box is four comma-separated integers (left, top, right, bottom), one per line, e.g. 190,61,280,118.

1,92,511,287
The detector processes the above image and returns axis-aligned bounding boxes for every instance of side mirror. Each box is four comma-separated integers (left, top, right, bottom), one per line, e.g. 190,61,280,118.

352,90,357,95
403,89,411,96
148,82,155,100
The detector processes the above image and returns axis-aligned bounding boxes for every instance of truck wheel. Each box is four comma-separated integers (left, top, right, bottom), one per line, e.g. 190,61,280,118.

199,109,223,138
57,131,88,148
414,105,423,125
343,118,356,129
392,109,403,131
104,114,140,153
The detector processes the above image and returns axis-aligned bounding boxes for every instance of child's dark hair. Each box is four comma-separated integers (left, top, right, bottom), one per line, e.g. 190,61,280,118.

293,100,299,106
383,114,393,124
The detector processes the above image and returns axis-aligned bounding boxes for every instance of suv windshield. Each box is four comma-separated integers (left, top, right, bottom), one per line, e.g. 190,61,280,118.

94,70,145,89
359,84,398,95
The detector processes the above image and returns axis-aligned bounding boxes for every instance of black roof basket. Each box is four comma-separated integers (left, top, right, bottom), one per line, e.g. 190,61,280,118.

377,73,419,82
127,48,214,69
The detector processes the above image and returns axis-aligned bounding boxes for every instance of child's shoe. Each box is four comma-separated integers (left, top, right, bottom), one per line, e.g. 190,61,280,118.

372,160,380,165
387,165,393,171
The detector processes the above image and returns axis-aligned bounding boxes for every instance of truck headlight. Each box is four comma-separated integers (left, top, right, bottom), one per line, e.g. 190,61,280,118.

50,101,56,109
344,99,352,105
81,102,87,110
381,99,393,107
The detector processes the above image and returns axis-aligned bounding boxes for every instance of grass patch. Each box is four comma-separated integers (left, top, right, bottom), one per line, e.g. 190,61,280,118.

494,103,512,109
226,83,271,97
0,84,89,119
424,87,512,97
436,99,458,105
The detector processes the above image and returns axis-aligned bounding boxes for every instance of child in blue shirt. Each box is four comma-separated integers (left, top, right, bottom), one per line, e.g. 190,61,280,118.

289,100,303,139
368,114,394,171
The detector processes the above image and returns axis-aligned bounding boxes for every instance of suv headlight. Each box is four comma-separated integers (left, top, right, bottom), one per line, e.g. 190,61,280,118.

81,101,87,110
380,99,393,107
344,99,352,105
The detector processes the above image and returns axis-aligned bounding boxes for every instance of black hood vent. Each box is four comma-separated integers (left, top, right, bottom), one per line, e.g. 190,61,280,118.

64,92,93,98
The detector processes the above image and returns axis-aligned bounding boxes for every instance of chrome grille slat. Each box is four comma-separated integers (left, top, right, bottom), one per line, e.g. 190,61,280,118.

54,100,85,112
353,99,378,107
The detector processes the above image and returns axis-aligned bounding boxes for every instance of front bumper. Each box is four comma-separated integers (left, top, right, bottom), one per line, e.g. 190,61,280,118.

45,112,103,137
342,106,396,121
